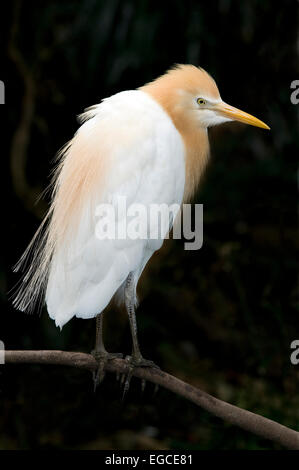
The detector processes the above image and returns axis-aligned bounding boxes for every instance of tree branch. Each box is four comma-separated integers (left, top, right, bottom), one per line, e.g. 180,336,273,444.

4,350,299,450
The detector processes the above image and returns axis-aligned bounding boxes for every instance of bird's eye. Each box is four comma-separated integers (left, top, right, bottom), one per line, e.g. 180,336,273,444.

197,98,206,106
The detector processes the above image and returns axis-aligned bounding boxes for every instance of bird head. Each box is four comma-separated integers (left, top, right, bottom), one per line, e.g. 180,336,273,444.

142,64,270,131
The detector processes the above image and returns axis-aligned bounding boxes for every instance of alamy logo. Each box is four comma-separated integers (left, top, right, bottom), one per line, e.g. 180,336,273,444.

95,198,203,250
0,81,4,104
0,340,4,364
290,80,299,105
290,340,299,365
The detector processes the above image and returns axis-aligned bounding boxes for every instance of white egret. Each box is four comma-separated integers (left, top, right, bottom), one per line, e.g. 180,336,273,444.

13,65,269,387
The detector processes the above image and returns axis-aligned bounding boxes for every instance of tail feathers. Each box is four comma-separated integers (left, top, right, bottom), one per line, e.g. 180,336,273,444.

11,105,101,316
11,209,53,314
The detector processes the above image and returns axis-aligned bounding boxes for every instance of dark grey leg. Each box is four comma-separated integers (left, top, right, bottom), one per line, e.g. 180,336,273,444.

95,313,106,353
91,313,122,390
123,273,159,397
127,288,142,361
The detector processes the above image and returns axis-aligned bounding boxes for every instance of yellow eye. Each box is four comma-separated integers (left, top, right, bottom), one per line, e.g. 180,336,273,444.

197,98,206,105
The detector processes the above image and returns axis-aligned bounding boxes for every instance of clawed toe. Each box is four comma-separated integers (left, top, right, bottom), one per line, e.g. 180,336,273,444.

91,347,159,397
107,352,123,360
121,355,160,398
125,355,160,369
91,350,123,390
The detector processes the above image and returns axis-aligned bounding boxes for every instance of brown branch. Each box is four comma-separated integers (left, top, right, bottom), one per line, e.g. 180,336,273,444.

4,350,299,450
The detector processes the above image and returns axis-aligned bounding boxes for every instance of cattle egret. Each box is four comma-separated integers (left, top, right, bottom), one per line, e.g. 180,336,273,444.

13,65,269,387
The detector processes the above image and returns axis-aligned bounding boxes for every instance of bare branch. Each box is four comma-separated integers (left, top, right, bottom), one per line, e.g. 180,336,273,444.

4,350,299,450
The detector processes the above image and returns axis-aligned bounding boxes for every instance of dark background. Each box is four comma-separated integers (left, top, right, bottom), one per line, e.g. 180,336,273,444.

0,0,298,450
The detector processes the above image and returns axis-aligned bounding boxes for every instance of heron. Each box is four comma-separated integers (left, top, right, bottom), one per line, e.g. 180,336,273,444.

13,65,269,388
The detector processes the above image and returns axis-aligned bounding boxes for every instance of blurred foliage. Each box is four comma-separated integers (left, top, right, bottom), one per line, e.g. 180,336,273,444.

0,0,298,450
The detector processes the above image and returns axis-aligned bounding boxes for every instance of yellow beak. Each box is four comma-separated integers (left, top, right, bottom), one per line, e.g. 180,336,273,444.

215,102,270,130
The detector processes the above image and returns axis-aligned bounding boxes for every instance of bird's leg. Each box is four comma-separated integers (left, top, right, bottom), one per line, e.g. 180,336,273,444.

91,313,122,390
123,273,159,396
127,302,156,367
91,313,107,388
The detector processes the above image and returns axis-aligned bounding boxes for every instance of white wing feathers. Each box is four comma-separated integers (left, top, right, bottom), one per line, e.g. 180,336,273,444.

13,90,185,328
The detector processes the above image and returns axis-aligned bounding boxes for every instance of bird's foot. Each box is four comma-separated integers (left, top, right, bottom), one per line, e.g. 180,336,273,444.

91,350,123,391
122,354,160,398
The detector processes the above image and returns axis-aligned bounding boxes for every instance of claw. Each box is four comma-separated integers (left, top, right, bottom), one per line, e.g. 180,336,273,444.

122,366,133,400
92,367,105,391
91,350,106,391
120,373,126,387
121,354,159,398
91,350,123,391
93,368,105,391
